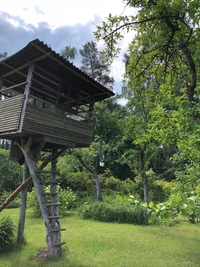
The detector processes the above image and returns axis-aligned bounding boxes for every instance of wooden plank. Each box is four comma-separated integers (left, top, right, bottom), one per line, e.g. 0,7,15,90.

18,63,35,132
0,95,24,134
0,82,27,93
32,78,58,96
31,85,57,100
2,62,26,78
22,124,91,145
54,242,66,246
30,42,112,95
1,52,51,78
50,228,66,232
23,118,92,137
33,71,58,86
25,104,92,129
35,136,75,148
0,94,23,103
35,64,60,81
23,121,92,139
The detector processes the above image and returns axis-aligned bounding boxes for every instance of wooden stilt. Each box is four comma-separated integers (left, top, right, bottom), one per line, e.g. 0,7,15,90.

17,162,29,244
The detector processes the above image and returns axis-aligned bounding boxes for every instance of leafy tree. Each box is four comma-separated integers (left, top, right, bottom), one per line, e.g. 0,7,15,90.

60,45,77,62
93,99,132,180
80,41,114,90
73,137,105,201
95,0,200,202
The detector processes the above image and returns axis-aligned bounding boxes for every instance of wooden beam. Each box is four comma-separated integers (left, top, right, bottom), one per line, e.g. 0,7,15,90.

30,41,113,95
2,62,26,78
33,71,59,86
0,81,28,93
0,78,3,89
18,63,35,132
1,52,51,78
35,64,59,81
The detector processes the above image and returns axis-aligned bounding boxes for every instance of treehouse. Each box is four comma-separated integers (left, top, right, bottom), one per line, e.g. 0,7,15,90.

0,39,114,257
0,39,114,160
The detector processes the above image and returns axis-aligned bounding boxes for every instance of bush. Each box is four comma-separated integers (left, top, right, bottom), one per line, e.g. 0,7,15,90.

0,149,23,193
0,216,16,252
28,186,77,217
79,202,149,225
58,187,77,214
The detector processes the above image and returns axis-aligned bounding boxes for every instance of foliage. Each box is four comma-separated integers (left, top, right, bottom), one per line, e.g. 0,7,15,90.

58,187,77,213
60,45,77,62
95,0,200,206
28,186,77,217
0,216,16,252
0,149,23,193
79,41,114,90
79,201,149,225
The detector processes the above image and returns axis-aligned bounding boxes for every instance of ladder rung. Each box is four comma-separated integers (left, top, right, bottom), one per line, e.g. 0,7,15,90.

39,159,57,163
54,242,66,247
48,215,63,219
46,203,61,207
42,192,58,196
40,182,58,185
38,170,57,174
50,228,66,232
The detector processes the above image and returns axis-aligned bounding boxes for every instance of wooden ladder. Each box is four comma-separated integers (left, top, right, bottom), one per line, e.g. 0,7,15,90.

39,158,66,247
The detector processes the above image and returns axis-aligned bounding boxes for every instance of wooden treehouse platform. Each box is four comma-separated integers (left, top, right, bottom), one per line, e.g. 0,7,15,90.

0,39,114,154
0,39,114,257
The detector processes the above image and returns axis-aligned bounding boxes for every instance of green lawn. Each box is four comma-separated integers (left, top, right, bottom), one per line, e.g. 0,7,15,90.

0,208,200,267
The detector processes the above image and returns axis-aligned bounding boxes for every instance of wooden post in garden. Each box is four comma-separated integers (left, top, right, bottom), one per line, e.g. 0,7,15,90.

15,138,65,257
17,162,29,244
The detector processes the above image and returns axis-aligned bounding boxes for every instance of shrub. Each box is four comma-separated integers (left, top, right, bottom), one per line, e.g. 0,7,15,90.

58,187,77,214
28,186,77,217
79,201,149,225
0,216,16,252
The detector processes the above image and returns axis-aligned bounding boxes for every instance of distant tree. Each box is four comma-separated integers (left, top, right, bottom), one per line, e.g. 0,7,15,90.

60,45,77,62
79,41,114,90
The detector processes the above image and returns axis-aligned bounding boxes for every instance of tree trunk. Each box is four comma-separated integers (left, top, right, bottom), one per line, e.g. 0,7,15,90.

139,146,149,204
16,139,62,257
93,170,103,202
17,162,29,244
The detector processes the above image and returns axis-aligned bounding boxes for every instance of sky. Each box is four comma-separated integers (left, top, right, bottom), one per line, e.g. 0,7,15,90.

0,0,136,96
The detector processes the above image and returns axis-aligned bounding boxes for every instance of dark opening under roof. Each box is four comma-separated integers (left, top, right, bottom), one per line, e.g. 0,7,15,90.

0,39,114,103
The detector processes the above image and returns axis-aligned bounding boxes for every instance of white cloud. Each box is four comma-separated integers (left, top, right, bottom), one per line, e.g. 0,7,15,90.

117,98,128,106
0,0,134,28
0,1,137,94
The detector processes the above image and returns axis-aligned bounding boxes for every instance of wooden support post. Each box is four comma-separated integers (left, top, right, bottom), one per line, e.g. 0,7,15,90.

13,139,64,257
18,63,35,132
0,78,3,101
88,98,95,125
17,162,29,244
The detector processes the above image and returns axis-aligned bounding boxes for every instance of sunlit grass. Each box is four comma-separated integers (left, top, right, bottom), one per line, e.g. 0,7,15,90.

0,208,200,267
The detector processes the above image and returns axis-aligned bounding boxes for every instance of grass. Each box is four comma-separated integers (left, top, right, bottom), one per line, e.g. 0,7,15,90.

0,208,200,267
